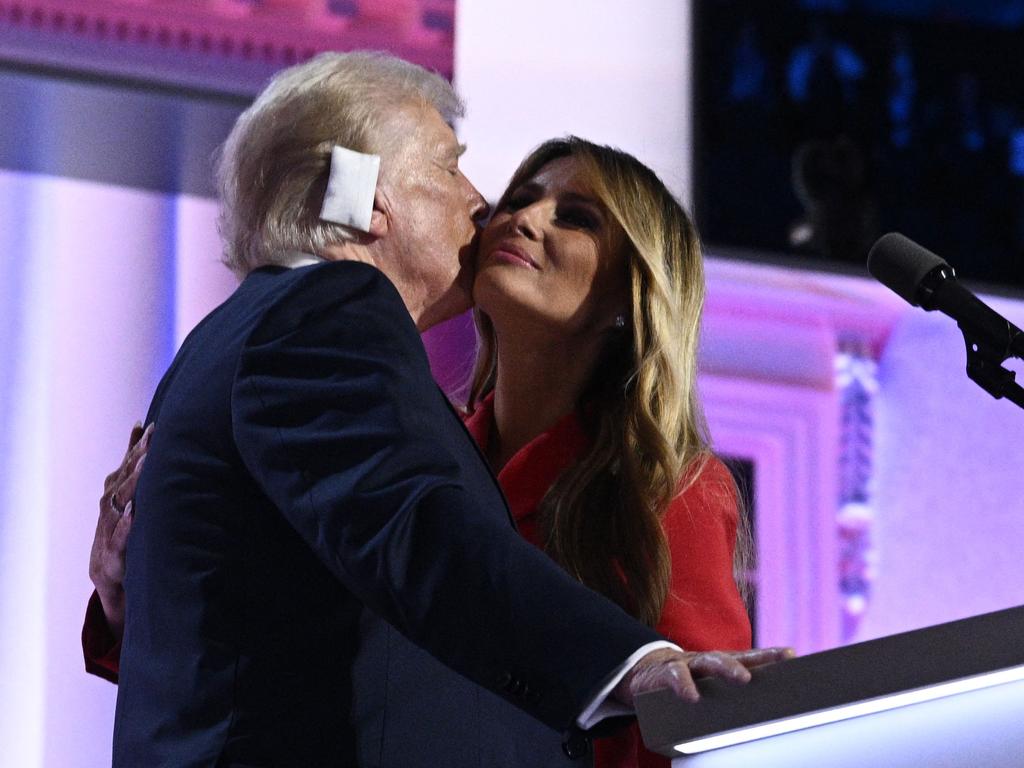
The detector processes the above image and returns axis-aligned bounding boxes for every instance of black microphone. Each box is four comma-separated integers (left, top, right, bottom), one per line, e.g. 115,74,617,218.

867,233,1024,360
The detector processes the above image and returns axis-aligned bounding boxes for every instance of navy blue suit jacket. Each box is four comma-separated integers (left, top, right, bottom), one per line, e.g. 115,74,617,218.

112,261,659,767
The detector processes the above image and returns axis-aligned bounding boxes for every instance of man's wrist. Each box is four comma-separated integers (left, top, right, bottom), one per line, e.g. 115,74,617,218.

575,640,683,730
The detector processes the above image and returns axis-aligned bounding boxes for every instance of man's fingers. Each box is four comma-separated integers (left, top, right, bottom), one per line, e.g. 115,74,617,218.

688,652,751,684
620,646,795,708
630,659,701,703
731,647,796,669
664,661,700,703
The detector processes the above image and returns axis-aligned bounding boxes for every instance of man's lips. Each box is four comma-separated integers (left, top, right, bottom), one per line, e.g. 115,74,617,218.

489,242,540,269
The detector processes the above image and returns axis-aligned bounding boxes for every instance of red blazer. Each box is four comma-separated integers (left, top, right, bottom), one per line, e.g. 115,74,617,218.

82,590,120,682
83,397,751,767
462,399,752,768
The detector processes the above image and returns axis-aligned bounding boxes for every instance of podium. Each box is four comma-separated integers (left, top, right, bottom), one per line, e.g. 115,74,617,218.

636,605,1024,767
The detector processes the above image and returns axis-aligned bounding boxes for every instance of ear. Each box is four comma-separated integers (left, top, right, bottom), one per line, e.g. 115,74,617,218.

367,187,390,239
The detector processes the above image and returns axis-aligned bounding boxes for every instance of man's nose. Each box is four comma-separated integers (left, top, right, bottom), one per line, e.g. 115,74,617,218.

470,192,490,223
464,178,490,223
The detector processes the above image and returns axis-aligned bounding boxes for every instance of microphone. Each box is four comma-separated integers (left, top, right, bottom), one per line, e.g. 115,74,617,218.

867,233,1024,361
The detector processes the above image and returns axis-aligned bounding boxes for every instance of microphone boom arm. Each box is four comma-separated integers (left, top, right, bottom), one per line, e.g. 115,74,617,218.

867,232,1024,411
961,327,1024,410
921,266,1024,411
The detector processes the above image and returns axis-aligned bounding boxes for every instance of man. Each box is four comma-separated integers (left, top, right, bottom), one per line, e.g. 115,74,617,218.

95,51,787,766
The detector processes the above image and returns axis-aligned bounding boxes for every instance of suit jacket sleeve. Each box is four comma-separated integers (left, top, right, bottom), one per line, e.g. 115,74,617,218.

229,262,660,731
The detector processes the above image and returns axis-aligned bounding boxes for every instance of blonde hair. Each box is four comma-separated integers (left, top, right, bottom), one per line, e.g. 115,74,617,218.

215,51,463,277
469,137,748,626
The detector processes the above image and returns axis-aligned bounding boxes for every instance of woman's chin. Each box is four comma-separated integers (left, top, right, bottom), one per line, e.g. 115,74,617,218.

471,275,534,320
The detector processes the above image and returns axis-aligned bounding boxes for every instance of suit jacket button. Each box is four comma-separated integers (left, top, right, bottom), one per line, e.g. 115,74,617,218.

562,732,589,760
498,672,513,690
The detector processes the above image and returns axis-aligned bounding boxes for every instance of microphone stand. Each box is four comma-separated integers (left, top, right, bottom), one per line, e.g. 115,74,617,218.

868,233,1024,410
961,323,1024,411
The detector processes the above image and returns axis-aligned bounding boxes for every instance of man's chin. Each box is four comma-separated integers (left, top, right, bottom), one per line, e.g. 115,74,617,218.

457,241,480,295
417,284,473,332
443,283,474,320
450,260,477,312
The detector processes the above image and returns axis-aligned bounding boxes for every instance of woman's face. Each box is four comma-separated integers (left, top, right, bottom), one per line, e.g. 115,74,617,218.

474,156,628,338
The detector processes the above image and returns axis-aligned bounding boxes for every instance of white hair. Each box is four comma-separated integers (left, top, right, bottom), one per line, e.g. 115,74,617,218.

215,51,464,277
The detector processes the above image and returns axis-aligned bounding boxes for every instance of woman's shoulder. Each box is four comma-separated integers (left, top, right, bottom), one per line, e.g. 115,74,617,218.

689,454,734,486
665,454,739,527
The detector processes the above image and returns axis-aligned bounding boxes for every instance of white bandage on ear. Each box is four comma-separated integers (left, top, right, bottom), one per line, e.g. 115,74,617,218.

319,145,381,233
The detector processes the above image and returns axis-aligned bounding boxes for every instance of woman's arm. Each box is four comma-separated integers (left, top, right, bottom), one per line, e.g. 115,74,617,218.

595,457,754,768
656,456,752,651
82,423,151,681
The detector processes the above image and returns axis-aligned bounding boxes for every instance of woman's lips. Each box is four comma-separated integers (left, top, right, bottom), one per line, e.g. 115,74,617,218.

489,242,539,269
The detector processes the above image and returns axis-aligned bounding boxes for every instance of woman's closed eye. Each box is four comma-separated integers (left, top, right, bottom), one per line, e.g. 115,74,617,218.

557,205,600,230
500,191,601,230
501,193,534,212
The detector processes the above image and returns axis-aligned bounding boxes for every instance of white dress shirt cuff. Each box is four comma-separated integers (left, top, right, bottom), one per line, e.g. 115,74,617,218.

575,640,683,729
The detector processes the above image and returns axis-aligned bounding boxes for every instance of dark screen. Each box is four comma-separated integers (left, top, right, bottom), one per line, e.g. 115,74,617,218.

693,0,1024,291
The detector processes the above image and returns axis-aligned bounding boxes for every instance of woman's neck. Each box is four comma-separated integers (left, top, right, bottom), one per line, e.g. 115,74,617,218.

486,328,605,472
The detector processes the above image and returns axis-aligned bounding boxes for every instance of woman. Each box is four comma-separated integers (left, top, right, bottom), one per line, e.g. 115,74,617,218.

85,138,752,767
464,137,750,767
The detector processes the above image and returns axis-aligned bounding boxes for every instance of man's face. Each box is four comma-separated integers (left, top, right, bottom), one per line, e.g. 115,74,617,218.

375,102,488,331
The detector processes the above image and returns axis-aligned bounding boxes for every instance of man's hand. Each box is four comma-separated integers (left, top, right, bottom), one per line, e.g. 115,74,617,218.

89,422,152,639
613,646,795,706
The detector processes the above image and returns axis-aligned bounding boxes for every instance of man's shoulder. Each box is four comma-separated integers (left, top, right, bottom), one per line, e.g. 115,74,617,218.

243,260,412,346
249,259,393,295
156,261,412,414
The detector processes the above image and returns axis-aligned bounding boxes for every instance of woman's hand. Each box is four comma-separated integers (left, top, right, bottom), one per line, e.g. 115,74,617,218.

89,422,153,639
613,646,795,706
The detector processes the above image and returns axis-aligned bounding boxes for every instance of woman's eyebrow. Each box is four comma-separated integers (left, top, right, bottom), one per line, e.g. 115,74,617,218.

514,181,544,195
513,183,595,200
560,191,600,206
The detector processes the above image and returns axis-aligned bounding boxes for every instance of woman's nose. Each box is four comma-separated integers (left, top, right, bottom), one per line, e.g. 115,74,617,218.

508,204,541,239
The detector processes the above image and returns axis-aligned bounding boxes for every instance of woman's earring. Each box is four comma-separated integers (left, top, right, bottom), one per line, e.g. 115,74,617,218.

613,314,626,329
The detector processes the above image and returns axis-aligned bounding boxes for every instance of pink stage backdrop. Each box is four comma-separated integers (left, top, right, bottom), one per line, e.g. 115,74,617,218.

0,0,456,91
0,171,233,765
